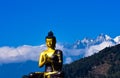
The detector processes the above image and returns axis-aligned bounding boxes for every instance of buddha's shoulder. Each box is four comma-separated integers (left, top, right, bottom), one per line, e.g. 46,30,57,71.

40,50,47,54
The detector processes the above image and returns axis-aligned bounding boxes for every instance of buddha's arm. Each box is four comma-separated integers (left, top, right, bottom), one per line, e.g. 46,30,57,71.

39,52,46,67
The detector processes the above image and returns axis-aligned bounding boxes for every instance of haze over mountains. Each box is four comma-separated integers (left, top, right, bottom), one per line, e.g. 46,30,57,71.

0,34,120,78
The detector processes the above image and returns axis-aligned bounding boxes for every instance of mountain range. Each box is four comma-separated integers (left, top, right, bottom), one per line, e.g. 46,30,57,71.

0,34,120,78
63,34,120,63
72,33,120,49
63,44,120,78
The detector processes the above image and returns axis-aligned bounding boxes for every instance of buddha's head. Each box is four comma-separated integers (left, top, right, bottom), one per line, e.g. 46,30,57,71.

45,31,56,49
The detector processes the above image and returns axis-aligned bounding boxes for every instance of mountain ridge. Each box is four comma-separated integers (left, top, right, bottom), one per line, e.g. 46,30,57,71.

63,44,120,78
72,33,119,49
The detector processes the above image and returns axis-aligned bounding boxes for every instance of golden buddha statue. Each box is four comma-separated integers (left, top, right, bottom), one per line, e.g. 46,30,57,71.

39,31,63,78
22,31,63,78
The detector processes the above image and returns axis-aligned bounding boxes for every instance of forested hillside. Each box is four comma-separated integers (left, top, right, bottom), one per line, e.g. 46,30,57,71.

63,44,120,78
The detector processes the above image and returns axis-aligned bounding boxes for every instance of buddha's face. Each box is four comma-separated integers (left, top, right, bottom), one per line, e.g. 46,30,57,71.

46,38,54,48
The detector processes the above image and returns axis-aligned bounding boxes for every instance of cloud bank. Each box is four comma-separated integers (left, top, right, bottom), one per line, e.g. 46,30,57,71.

85,41,115,57
0,45,46,64
0,42,115,64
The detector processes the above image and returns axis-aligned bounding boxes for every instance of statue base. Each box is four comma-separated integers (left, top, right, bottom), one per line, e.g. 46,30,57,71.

22,71,64,78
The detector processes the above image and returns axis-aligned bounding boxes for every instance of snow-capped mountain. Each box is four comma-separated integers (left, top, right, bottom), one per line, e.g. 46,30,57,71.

72,38,94,49
72,33,117,49
96,33,111,41
114,36,120,44
63,34,119,63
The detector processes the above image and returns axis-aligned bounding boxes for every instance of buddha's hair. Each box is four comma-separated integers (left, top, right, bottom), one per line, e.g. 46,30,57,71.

45,31,56,44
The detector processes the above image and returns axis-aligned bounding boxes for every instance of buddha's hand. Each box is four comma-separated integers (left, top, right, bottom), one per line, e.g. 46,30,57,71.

44,54,48,60
44,54,49,62
45,54,53,63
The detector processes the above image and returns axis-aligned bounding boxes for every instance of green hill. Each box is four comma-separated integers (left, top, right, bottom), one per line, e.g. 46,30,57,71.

63,44,120,78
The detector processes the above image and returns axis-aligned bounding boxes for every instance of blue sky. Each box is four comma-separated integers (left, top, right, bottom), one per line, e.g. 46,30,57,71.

0,0,120,77
0,0,120,47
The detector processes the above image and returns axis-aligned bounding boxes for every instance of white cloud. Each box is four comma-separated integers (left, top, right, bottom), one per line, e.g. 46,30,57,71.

63,48,85,56
56,44,64,51
0,43,84,64
85,41,115,57
114,36,120,44
65,57,72,64
0,40,117,64
0,44,46,64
